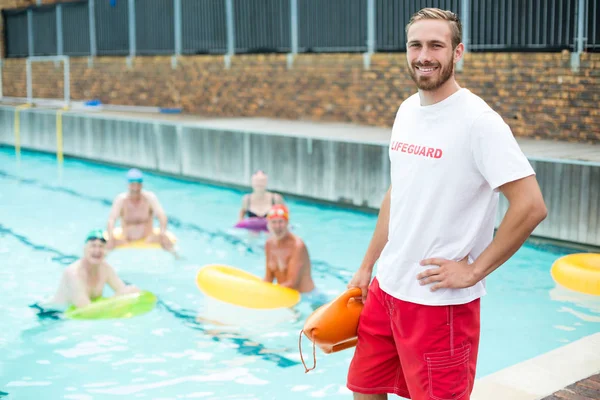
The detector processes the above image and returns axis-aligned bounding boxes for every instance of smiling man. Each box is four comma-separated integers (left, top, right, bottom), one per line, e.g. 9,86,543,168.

346,8,547,400
50,229,140,308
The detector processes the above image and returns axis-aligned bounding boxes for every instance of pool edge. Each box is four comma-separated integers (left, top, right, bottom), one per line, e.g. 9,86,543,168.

472,332,600,400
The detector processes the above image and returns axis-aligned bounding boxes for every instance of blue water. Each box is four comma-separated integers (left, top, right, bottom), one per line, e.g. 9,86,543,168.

0,147,598,400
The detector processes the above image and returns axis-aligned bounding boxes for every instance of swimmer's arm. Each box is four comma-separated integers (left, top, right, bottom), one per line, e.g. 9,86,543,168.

263,241,275,283
49,271,69,305
146,192,168,234
279,242,306,289
264,267,275,283
107,194,125,239
65,272,92,309
106,264,139,295
239,194,249,221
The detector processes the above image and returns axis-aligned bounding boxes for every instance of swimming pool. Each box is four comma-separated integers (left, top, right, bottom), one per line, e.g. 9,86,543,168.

0,147,598,400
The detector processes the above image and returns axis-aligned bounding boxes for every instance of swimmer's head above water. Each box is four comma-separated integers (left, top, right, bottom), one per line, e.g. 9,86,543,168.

267,204,289,221
84,229,107,265
85,228,107,243
266,204,289,239
250,170,268,192
126,168,144,183
126,168,143,196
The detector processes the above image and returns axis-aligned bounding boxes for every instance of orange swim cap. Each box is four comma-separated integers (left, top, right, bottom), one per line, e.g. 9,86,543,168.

267,204,289,221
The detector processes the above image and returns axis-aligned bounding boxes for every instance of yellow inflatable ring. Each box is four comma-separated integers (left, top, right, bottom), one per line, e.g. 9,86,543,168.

196,264,301,309
551,253,600,296
104,227,177,249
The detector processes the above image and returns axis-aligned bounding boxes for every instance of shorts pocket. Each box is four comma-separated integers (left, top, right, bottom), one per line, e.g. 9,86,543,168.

424,344,470,400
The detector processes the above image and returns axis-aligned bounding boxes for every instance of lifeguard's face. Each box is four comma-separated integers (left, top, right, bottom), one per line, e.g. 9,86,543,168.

406,19,462,91
84,239,106,265
268,217,289,239
251,172,268,191
128,182,142,196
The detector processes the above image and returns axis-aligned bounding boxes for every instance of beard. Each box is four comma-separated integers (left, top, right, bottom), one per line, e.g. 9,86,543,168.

408,53,454,91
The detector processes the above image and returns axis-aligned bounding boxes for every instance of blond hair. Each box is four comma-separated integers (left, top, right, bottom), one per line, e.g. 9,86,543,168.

405,8,462,49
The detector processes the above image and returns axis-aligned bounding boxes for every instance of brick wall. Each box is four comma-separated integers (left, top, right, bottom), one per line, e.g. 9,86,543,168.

3,52,598,142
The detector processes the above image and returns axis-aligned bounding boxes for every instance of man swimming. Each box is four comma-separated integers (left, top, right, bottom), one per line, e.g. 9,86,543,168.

50,229,140,308
106,168,177,257
263,204,326,308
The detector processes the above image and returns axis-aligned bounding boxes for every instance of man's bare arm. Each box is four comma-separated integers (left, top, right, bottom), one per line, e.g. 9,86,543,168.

145,192,168,234
348,186,391,301
471,175,547,281
263,241,275,283
358,186,391,273
105,264,128,294
107,194,125,239
239,194,249,221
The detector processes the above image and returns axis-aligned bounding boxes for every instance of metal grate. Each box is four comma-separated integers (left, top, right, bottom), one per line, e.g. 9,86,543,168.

1,0,598,57
234,0,291,53
94,0,129,55
586,0,599,50
181,0,227,54
135,0,175,55
32,7,57,56
4,10,29,57
298,0,368,52
62,2,90,56
469,0,577,51
376,0,461,51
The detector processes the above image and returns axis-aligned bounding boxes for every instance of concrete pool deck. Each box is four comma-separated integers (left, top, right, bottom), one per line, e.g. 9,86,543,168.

1,99,598,163
472,332,600,400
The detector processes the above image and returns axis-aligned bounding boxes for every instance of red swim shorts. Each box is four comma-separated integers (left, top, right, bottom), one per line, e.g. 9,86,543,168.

347,278,481,400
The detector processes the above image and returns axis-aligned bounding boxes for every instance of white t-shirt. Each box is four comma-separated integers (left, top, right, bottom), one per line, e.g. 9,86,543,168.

376,88,535,306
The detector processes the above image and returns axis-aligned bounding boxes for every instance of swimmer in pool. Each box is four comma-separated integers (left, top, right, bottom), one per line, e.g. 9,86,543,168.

238,170,285,221
106,168,178,257
263,204,326,308
50,229,140,308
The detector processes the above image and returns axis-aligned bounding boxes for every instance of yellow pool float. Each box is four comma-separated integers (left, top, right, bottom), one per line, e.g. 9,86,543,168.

196,264,301,309
551,253,600,296
104,227,177,249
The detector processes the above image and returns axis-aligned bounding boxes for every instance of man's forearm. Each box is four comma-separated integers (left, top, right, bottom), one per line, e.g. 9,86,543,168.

472,201,546,282
158,214,168,233
107,218,116,238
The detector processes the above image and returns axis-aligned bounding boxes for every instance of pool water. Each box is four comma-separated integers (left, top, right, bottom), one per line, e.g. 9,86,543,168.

0,147,598,400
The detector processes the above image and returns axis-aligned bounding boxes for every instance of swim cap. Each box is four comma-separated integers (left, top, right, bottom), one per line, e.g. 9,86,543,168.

126,168,143,183
266,204,289,221
85,229,107,243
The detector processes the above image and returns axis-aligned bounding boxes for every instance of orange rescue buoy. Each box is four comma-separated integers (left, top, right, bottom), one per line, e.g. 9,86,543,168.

299,287,364,372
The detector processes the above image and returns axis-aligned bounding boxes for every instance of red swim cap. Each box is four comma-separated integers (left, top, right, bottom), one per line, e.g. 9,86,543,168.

266,204,289,221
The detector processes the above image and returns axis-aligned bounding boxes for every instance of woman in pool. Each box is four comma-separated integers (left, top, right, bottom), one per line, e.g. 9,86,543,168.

238,170,285,222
